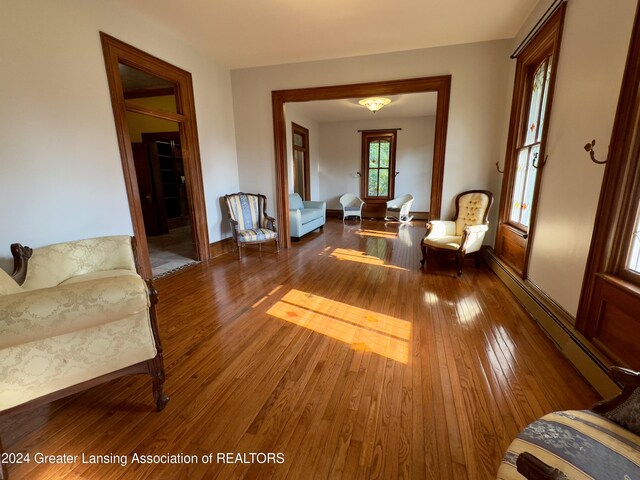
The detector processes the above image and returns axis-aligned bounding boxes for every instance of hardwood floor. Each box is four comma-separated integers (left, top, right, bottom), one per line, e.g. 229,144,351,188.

1,219,600,479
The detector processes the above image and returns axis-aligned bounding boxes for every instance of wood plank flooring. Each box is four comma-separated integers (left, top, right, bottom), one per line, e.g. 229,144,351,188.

1,219,600,479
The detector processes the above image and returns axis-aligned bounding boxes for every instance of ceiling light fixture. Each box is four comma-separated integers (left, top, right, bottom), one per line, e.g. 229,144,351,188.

358,97,391,113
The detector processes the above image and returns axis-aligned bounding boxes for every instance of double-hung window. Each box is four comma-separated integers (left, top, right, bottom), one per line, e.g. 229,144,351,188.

495,4,565,277
361,130,397,202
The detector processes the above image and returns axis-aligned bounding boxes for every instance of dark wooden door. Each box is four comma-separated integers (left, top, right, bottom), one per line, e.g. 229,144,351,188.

132,142,161,236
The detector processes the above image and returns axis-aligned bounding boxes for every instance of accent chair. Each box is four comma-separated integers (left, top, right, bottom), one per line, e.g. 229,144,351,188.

224,192,279,258
420,190,493,276
339,193,365,222
385,194,414,223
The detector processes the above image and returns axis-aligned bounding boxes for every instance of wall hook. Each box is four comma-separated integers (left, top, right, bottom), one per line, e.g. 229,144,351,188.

496,161,504,174
584,139,607,164
356,171,362,177
532,152,547,169
395,171,400,177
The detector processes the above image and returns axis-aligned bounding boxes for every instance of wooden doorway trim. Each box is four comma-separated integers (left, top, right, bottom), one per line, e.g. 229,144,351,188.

272,75,451,248
100,32,209,279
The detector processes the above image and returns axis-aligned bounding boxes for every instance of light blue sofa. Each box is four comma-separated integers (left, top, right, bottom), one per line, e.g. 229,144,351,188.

289,193,326,240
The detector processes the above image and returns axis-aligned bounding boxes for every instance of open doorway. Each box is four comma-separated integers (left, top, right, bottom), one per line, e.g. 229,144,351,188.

291,123,311,200
272,76,451,247
101,33,210,279
284,93,437,222
128,115,196,277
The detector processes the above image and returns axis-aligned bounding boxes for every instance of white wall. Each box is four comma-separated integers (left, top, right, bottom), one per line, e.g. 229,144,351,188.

283,104,320,199
231,40,512,245
317,116,434,211
503,0,636,316
0,0,239,271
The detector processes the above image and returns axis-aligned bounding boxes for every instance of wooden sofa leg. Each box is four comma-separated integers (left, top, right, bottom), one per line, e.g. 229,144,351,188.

150,357,169,411
420,244,427,268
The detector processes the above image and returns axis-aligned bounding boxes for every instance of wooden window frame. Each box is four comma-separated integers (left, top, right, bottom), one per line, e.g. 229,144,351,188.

495,4,566,278
577,1,640,336
360,130,397,202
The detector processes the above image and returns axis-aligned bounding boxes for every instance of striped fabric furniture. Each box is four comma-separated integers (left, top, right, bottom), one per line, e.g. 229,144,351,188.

224,192,279,258
497,366,640,479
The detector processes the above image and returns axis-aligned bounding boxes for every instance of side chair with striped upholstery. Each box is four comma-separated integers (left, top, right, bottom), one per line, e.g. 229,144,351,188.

224,192,279,258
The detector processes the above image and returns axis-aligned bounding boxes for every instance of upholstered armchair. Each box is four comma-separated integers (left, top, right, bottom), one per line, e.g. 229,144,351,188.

0,236,168,479
385,194,414,223
339,193,365,221
289,193,326,240
224,192,279,258
420,190,493,276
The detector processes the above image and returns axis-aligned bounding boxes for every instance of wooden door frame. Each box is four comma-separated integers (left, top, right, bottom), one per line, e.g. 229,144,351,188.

291,122,311,200
100,32,210,279
273,75,451,248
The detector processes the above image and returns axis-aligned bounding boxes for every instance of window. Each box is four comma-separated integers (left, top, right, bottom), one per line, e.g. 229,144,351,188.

495,4,565,277
361,130,397,201
627,208,640,274
509,59,552,228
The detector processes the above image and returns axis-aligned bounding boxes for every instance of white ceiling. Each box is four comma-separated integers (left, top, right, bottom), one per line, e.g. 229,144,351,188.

286,92,438,123
122,0,537,68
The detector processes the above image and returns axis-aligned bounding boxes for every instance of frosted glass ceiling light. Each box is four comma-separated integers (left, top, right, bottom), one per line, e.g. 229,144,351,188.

358,97,391,113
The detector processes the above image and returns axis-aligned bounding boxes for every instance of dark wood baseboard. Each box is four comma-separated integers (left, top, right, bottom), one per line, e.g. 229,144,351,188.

209,238,234,258
482,247,618,397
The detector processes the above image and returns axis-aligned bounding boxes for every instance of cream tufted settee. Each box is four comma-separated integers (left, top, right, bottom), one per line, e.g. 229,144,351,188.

0,236,168,478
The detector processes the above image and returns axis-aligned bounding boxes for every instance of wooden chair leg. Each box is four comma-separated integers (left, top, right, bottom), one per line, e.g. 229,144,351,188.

420,244,427,268
456,251,463,276
475,251,482,268
275,239,280,253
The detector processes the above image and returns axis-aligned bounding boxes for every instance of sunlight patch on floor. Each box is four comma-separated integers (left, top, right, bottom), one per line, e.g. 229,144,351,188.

354,229,398,239
329,247,407,271
267,289,411,363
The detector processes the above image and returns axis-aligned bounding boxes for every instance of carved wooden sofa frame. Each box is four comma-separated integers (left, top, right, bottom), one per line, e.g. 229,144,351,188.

0,239,169,480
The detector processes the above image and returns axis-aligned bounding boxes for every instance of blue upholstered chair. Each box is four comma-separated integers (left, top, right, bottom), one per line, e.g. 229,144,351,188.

224,192,279,258
289,193,326,240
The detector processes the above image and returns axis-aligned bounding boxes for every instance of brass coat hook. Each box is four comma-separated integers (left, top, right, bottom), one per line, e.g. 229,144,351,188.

356,171,362,177
496,161,504,174
584,139,607,164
